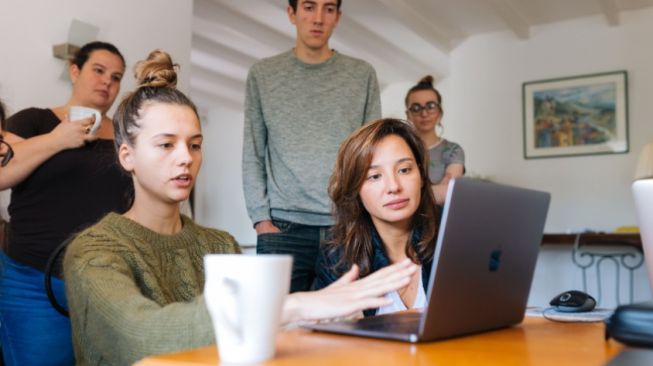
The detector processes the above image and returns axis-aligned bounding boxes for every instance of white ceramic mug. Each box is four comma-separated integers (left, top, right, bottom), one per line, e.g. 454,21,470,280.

204,254,292,364
69,106,102,135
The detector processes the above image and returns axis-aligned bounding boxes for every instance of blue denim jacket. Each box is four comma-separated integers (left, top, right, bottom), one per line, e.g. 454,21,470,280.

314,229,433,317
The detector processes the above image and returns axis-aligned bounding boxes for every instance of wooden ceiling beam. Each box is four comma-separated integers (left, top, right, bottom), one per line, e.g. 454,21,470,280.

488,0,530,40
375,0,465,52
598,0,620,26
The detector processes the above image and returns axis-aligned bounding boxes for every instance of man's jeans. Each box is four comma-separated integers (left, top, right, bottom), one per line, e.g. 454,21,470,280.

256,219,330,293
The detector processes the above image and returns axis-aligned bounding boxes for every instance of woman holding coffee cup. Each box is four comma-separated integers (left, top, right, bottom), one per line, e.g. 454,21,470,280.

63,49,417,366
0,41,132,366
314,118,440,317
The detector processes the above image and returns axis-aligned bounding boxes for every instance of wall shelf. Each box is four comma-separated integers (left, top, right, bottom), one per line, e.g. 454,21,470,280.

542,233,641,248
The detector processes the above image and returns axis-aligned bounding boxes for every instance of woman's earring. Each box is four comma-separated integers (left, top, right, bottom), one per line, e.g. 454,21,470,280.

436,122,444,137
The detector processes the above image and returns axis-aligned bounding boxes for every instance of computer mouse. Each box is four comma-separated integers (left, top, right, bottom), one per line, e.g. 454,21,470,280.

549,290,596,312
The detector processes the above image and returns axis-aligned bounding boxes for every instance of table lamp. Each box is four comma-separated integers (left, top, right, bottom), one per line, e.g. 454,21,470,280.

632,143,653,294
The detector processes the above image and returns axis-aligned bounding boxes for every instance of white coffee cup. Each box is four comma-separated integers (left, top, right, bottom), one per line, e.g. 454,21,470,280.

204,254,292,364
69,106,102,134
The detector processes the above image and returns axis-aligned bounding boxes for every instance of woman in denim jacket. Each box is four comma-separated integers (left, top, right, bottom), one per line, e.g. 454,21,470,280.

314,118,439,317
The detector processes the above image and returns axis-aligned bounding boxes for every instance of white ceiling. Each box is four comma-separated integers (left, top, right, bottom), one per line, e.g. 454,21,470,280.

190,0,653,111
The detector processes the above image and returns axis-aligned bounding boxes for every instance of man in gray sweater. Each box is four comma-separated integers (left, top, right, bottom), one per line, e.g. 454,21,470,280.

242,0,381,292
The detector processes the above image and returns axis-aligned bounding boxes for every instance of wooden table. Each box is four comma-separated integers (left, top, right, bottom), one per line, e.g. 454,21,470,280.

135,317,625,365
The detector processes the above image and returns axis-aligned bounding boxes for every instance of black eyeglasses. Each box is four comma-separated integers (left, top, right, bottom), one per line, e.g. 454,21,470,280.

407,101,440,114
0,137,14,167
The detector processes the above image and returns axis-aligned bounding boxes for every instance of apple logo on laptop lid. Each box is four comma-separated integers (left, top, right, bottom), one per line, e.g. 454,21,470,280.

489,247,502,272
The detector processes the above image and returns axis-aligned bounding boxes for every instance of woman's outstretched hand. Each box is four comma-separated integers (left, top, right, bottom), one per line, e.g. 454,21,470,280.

282,258,417,324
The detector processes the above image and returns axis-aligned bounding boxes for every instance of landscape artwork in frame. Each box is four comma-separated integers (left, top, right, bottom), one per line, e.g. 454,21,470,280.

523,71,628,159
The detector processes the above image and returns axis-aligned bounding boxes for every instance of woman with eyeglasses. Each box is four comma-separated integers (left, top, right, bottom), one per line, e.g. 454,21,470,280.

1,99,17,255
0,100,12,166
0,137,14,168
1,98,14,248
0,42,132,366
405,75,465,205
0,99,17,168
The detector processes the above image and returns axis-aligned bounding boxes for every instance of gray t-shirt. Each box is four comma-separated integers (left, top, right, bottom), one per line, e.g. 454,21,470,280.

428,139,465,184
242,50,381,226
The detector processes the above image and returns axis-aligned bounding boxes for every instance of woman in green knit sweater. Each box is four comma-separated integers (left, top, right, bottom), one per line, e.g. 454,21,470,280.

63,50,417,366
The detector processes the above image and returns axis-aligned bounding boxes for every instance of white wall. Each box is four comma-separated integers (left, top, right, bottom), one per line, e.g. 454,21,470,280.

439,9,653,307
0,0,193,115
0,0,193,222
195,107,256,246
443,10,653,234
197,8,653,306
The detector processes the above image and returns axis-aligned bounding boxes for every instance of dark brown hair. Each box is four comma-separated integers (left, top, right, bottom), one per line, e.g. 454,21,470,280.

327,118,438,277
289,0,342,12
405,75,443,114
71,41,125,70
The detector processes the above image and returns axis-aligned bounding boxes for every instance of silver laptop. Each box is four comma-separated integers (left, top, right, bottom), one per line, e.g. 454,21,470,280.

306,177,550,342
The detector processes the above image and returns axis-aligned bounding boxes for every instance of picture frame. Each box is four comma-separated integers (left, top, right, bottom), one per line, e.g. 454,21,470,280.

522,71,628,159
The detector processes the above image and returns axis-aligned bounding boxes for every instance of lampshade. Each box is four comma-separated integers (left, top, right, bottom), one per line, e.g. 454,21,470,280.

634,143,653,180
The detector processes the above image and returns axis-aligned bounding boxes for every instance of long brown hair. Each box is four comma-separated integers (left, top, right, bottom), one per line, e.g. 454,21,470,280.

328,118,439,277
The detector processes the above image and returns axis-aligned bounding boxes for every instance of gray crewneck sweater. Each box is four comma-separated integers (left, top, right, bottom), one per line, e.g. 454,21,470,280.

242,50,381,226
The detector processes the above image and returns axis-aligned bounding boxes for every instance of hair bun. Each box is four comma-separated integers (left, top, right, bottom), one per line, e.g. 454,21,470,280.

417,75,434,87
134,49,178,89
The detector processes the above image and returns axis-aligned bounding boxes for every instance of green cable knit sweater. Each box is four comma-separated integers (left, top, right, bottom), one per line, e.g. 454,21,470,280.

63,213,241,366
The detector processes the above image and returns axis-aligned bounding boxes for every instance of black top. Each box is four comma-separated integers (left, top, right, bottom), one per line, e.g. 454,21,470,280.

5,108,132,271
314,229,433,317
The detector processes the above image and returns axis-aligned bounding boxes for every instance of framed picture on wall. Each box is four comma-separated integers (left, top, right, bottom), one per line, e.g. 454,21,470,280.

522,70,628,159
